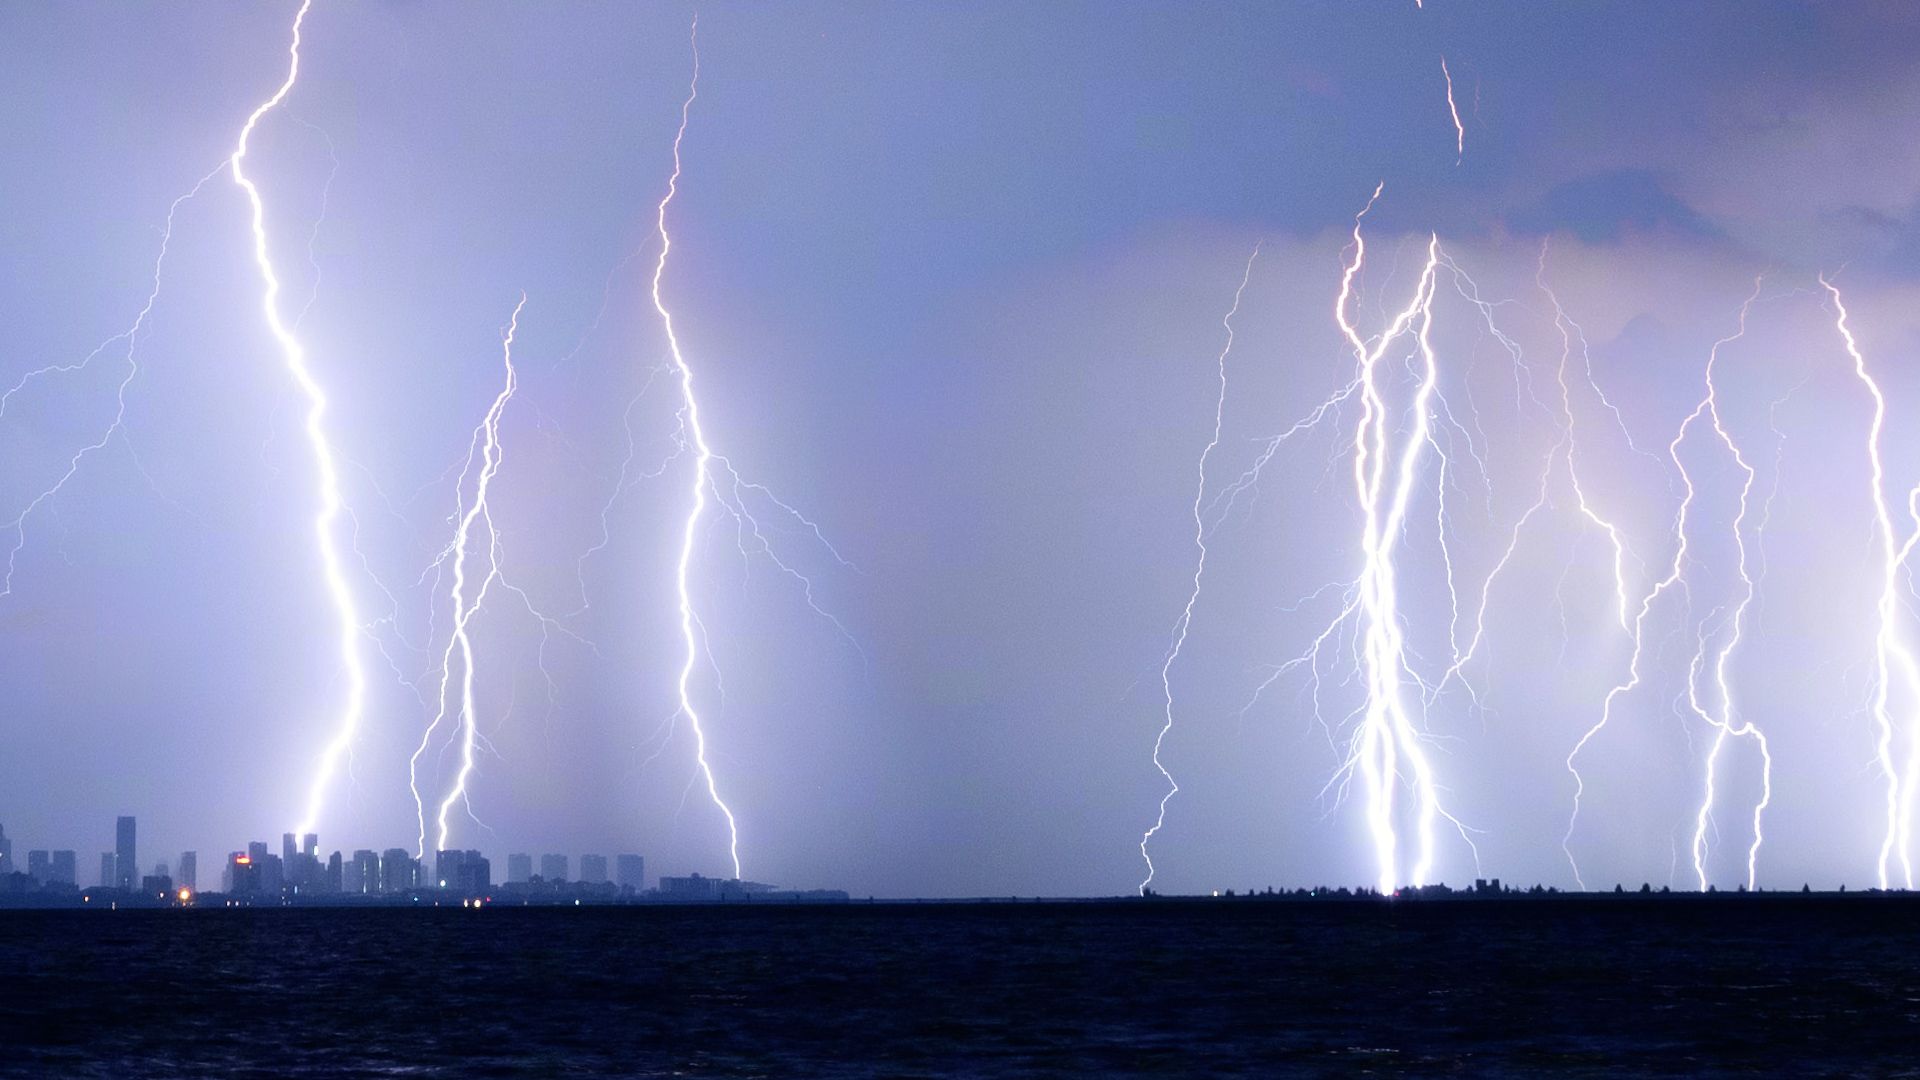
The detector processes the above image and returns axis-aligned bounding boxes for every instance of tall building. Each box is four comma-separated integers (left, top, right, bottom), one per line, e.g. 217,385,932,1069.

434,850,491,895
324,851,343,893
0,823,12,874
227,851,257,895
284,833,316,888
352,850,380,894
381,848,417,894
249,840,268,864
506,853,532,884
255,854,284,897
303,834,318,860
177,852,197,892
539,853,568,882
579,854,608,884
616,854,645,892
99,852,114,889
26,850,49,884
50,851,75,886
115,816,136,889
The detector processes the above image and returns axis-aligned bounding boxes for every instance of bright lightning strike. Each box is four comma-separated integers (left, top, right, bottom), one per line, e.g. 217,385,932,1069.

1561,285,1777,890
408,297,525,857
653,19,744,880
1292,188,1482,895
226,0,369,840
1138,244,1261,896
1824,277,1920,890
1343,229,1451,895
1685,280,1772,892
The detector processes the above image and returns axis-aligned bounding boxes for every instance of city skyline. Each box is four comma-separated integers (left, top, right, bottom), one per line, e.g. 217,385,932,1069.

0,813,692,895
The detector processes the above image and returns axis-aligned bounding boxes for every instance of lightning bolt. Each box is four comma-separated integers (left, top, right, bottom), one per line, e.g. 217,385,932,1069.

223,0,367,840
1685,280,1771,891
1137,244,1261,895
1305,188,1476,894
1823,277,1920,889
1218,193,1494,893
1440,57,1464,165
1345,230,1451,894
652,18,744,880
1425,247,1640,715
1562,285,1771,890
0,166,222,598
407,297,524,857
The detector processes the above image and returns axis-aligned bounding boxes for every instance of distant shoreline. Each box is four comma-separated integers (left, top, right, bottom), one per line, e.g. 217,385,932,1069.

2,885,1916,911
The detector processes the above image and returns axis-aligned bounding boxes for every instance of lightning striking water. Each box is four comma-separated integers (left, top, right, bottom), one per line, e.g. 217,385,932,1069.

1138,244,1261,895
1824,277,1920,890
224,0,368,840
407,298,525,857
653,20,744,880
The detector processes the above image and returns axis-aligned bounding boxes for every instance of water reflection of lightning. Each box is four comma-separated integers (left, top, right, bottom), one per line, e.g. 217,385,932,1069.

1824,278,1920,889
1137,244,1261,895
406,298,524,857
224,0,368,839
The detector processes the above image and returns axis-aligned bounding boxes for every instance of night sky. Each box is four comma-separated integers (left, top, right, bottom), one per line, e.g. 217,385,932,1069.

6,1,1920,897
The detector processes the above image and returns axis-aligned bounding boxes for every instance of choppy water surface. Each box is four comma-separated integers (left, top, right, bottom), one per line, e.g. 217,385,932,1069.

1,897,1917,1076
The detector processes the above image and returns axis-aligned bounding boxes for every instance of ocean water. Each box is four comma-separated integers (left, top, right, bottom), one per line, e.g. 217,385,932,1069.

0,896,1916,1077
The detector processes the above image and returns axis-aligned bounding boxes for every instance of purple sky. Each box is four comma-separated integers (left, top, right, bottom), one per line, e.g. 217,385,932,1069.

6,2,1920,896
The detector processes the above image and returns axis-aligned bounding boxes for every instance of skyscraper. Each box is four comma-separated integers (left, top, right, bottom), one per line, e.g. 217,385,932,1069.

380,849,416,894
616,854,646,892
99,852,114,889
352,850,380,894
539,854,567,882
506,853,532,884
0,823,12,874
26,850,49,884
178,852,197,892
579,854,608,885
227,851,257,896
282,833,297,866
434,850,491,894
50,851,75,886
115,816,136,890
